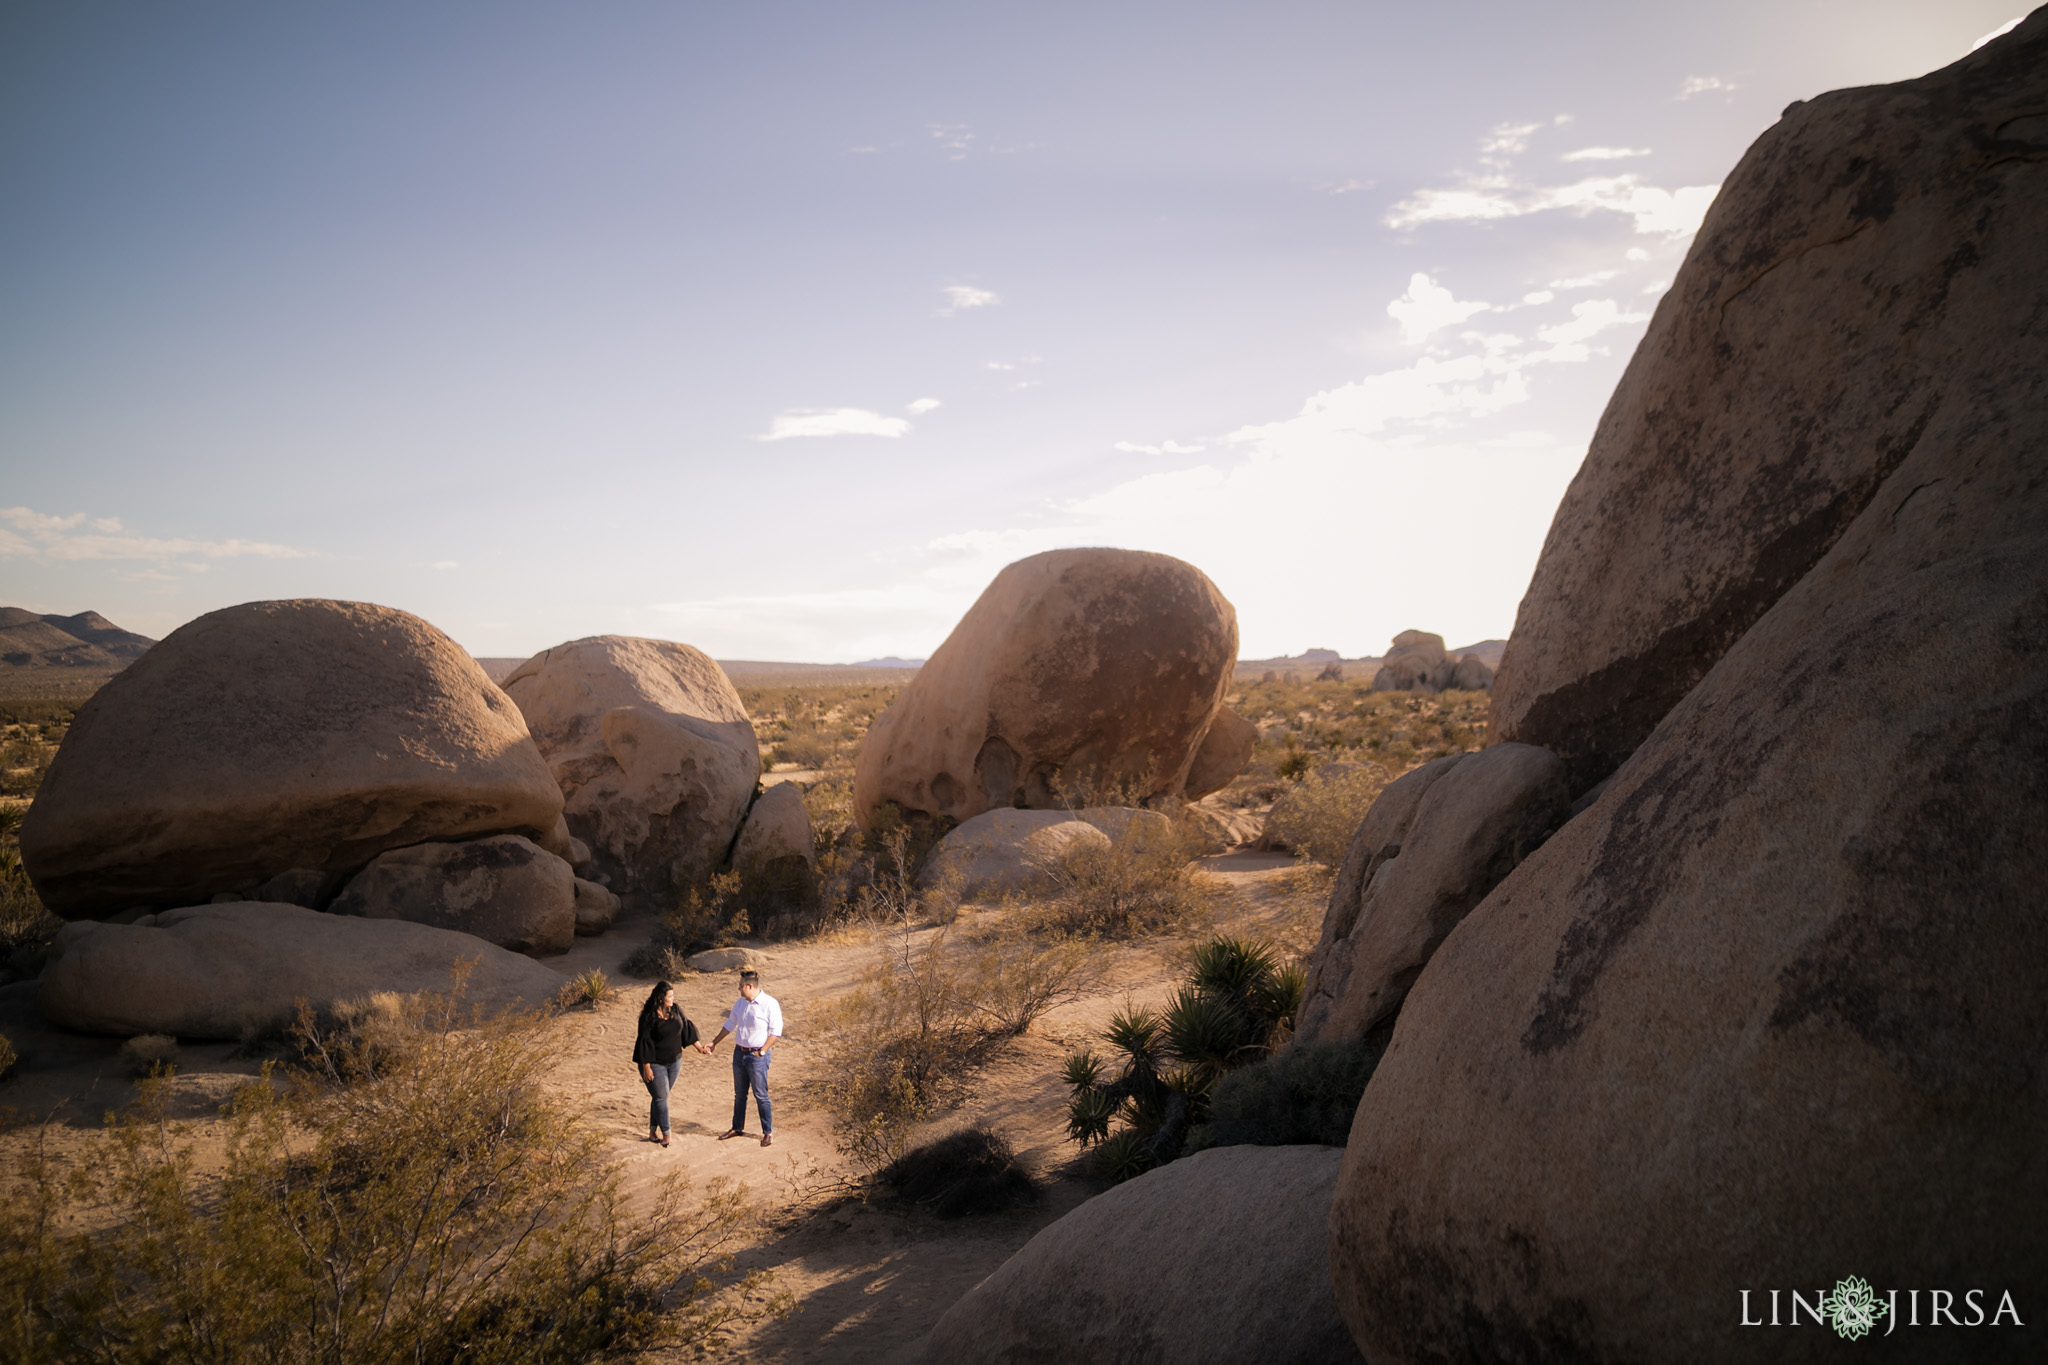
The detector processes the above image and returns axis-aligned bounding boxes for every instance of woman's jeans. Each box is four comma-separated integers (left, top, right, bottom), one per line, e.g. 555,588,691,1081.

644,1058,681,1133
732,1047,773,1134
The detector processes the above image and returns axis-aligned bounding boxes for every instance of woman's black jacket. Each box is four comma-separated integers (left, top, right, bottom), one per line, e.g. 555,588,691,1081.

633,1008,699,1065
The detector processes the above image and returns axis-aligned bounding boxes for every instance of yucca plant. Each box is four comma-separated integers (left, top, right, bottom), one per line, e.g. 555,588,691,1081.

1063,938,1302,1182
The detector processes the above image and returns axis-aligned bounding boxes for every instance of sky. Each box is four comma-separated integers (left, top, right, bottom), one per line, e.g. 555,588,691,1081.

0,1,2027,662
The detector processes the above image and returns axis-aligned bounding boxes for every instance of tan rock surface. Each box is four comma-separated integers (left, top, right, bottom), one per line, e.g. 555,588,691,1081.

1182,706,1257,799
923,805,1174,901
1295,744,1567,1047
37,903,566,1038
19,599,561,919
1331,24,2048,1361
328,834,576,957
1489,20,2048,793
502,636,759,906
732,781,816,869
572,877,620,935
918,1144,1360,1365
853,549,1240,828
1370,630,1449,692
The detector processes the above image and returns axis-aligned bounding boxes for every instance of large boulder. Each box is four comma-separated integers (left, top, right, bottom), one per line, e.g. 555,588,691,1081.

1331,25,2048,1363
501,637,759,906
922,805,1175,901
572,878,620,936
731,782,815,870
19,600,562,919
328,834,576,957
1183,706,1257,799
1295,745,1568,1047
1448,653,1495,691
853,549,1241,829
919,1144,1359,1364
1489,21,2048,795
1370,630,1450,692
37,903,567,1038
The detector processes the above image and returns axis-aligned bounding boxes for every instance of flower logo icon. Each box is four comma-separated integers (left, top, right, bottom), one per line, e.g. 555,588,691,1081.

1819,1275,1888,1340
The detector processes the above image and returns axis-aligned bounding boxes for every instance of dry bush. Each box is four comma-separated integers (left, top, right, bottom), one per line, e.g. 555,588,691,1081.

0,984,782,1363
956,930,1098,1036
0,806,60,975
1209,677,1488,811
882,1125,1040,1218
116,1035,179,1078
1028,820,1228,940
1263,762,1392,867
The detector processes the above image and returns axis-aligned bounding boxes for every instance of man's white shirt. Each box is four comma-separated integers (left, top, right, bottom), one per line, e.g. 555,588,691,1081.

724,992,782,1049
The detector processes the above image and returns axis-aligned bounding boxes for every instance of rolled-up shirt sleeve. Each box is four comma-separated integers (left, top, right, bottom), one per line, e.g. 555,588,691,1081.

766,996,783,1037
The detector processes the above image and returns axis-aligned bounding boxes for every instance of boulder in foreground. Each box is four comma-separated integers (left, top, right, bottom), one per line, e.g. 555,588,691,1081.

19,599,562,919
853,549,1242,829
37,903,566,1038
1331,22,2048,1362
921,805,1175,901
918,1144,1359,1365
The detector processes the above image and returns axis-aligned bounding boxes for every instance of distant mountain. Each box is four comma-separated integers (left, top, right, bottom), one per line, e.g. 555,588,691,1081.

1447,638,1507,668
0,608,157,670
850,656,925,669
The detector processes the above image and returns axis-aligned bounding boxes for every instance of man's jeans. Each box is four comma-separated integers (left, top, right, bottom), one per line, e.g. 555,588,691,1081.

732,1047,773,1134
644,1058,681,1134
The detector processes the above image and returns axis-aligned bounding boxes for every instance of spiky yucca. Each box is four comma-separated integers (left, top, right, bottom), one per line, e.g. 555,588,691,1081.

1062,937,1304,1182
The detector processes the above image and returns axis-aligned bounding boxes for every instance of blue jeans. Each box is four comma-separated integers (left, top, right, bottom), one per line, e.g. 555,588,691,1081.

731,1048,773,1134
644,1058,681,1134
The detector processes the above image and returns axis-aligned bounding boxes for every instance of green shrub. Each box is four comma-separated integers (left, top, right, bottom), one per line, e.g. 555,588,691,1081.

882,1125,1039,1218
0,986,779,1363
1062,937,1304,1182
562,968,612,1009
1197,1034,1387,1150
0,806,59,969
1030,820,1221,940
1263,763,1392,867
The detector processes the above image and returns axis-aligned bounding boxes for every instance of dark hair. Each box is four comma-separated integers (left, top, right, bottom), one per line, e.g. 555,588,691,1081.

639,981,674,1027
739,969,761,986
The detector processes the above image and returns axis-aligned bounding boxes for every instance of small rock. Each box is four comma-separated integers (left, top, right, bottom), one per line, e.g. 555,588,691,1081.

573,877,620,935
684,947,769,973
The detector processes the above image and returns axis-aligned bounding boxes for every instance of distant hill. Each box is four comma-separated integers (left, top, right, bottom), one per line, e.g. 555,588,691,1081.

0,607,156,670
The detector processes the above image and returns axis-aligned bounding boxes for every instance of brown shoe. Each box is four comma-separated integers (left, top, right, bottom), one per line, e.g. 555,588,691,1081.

718,1128,746,1140
760,1133,774,1147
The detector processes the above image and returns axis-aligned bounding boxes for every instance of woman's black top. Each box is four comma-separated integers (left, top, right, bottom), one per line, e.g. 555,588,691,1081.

632,1007,699,1065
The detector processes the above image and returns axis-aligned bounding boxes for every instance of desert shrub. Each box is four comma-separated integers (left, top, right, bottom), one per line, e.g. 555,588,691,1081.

1263,762,1392,868
1030,821,1223,940
0,729,59,799
0,808,58,974
563,967,612,1009
881,1125,1040,1218
807,926,994,1175
623,870,751,977
0,986,778,1363
116,1035,179,1078
1064,938,1304,1183
957,931,1097,1036
1195,1033,1387,1150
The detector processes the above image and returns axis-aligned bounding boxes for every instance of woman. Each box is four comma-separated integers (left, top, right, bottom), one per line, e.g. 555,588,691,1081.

632,981,706,1147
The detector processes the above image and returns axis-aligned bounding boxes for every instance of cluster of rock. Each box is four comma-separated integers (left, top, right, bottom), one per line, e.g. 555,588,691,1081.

910,21,2048,1362
19,601,815,1038
1368,630,1493,692
853,549,1254,828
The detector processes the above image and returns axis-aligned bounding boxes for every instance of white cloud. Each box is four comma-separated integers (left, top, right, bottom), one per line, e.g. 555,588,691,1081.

1322,177,1376,195
985,360,1014,371
1535,298,1651,349
756,408,913,441
1115,440,1206,456
1642,278,1671,294
0,506,305,563
847,145,877,154
1626,247,1650,261
1974,16,2024,49
1548,270,1620,289
1480,430,1564,449
1388,273,1493,345
905,397,943,415
939,284,999,315
432,560,459,570
928,123,974,159
1390,174,1719,237
1562,146,1652,161
1677,75,1737,99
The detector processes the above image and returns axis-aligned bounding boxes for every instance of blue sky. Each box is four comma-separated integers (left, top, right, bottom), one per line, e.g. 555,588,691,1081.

0,1,2024,660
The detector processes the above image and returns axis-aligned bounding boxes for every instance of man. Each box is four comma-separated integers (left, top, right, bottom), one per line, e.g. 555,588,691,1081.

708,968,782,1147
